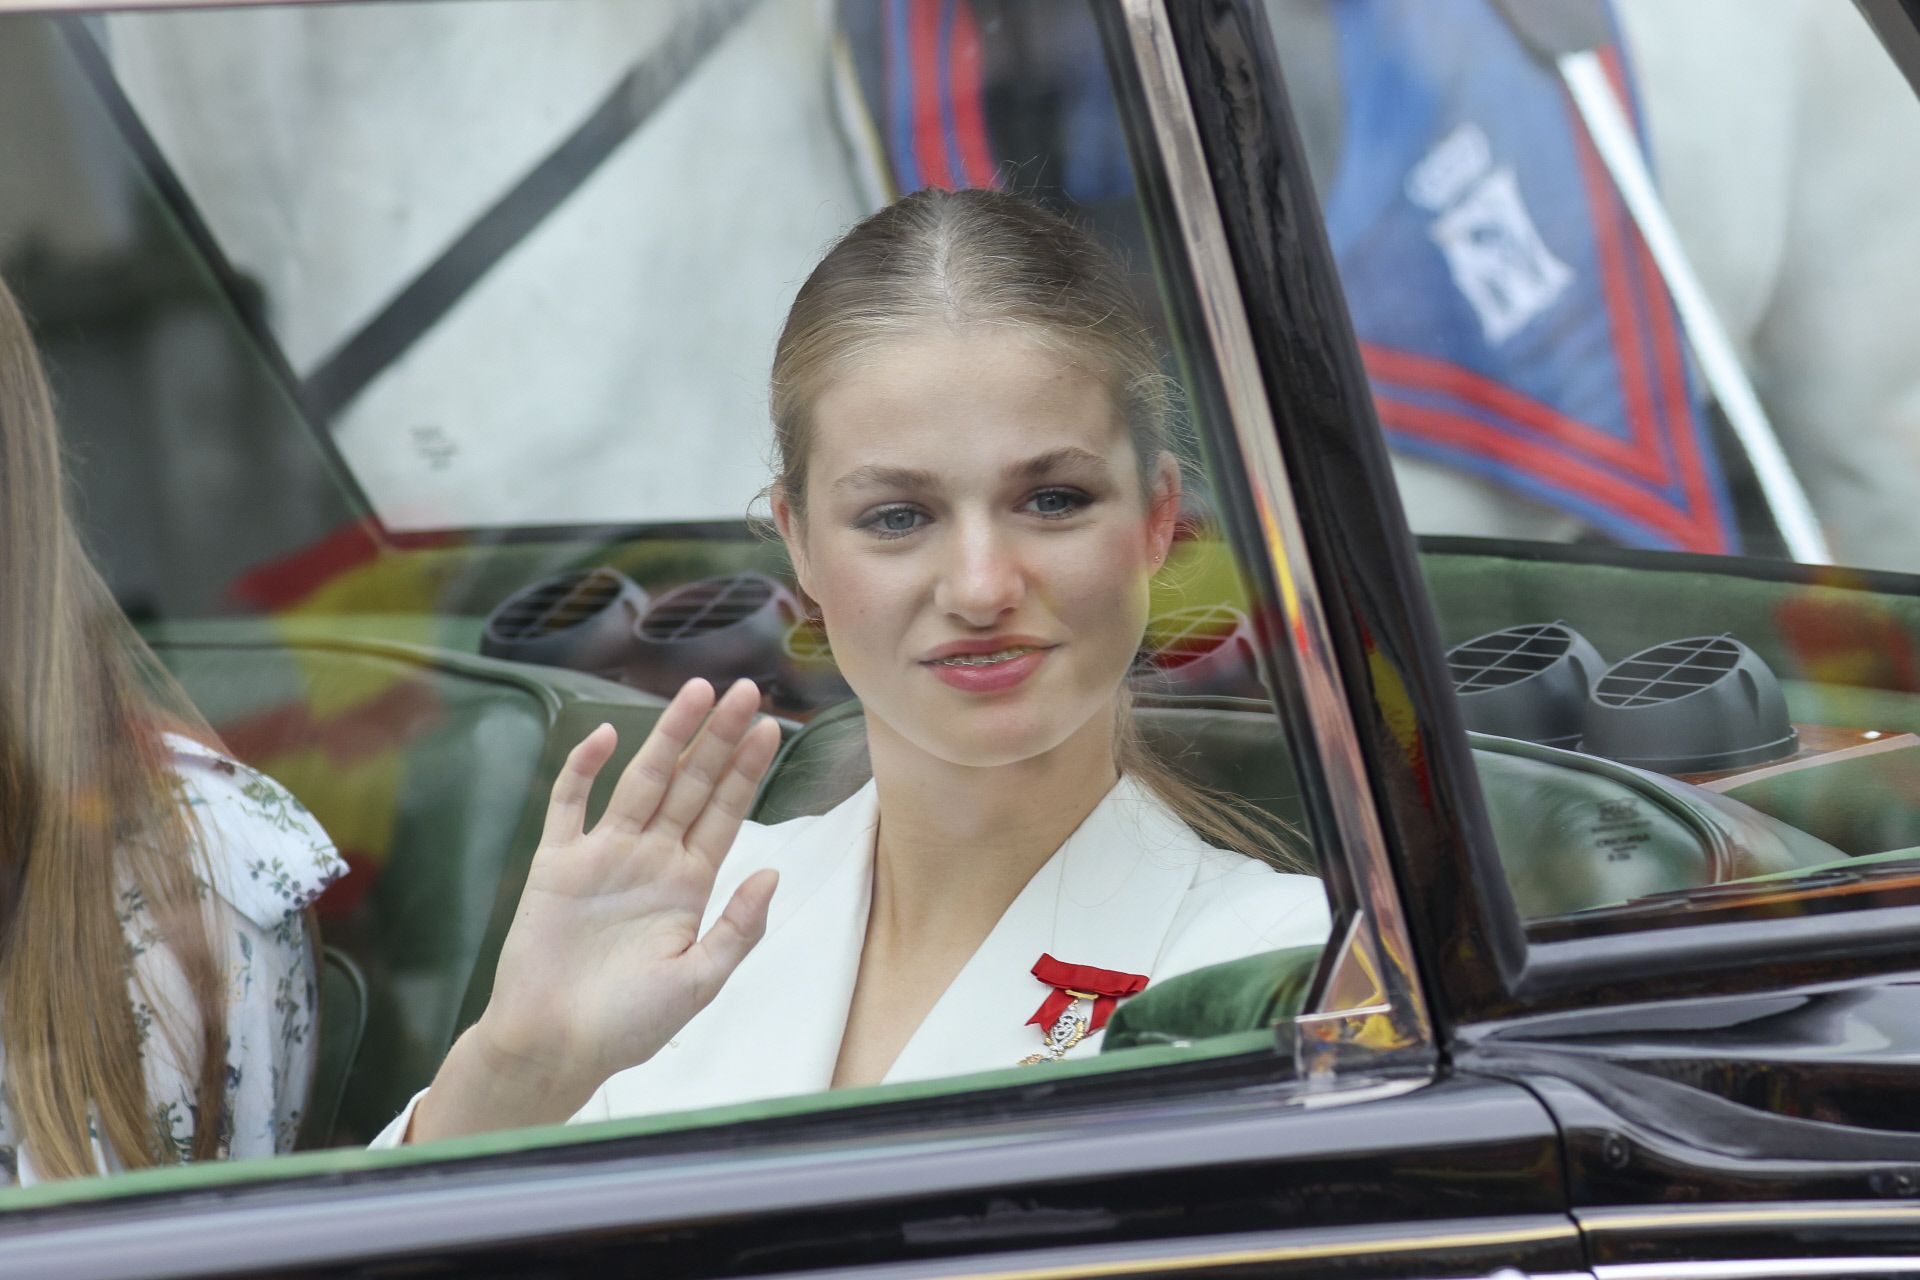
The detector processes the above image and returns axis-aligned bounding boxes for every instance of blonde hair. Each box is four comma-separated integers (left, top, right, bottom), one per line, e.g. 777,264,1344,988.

0,277,227,1179
770,187,1308,873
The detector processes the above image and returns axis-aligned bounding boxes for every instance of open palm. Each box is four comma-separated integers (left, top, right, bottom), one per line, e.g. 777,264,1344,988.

478,678,783,1094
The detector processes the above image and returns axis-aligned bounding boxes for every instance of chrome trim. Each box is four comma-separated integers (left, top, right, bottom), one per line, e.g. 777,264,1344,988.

1583,1203,1920,1278
1598,1262,1920,1279
1119,0,1434,1071
1582,1203,1920,1233
752,1216,1583,1280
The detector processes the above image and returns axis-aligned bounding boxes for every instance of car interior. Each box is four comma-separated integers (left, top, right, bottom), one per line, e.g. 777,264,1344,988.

141,539,1917,1146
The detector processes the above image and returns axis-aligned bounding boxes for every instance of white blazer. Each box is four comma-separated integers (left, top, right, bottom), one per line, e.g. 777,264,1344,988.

373,775,1328,1145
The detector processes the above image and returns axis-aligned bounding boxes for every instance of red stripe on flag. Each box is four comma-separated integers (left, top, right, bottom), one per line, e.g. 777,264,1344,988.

1568,88,1666,476
219,679,446,770
1376,394,1701,547
949,0,995,186
1361,343,1660,482
909,0,953,188
228,520,384,612
1604,46,1728,554
1631,228,1725,552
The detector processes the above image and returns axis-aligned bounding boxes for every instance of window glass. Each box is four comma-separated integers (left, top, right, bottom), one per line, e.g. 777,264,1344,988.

0,0,1334,1199
1267,0,1920,941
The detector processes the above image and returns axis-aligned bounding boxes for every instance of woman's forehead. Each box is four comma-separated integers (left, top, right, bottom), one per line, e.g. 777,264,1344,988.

809,329,1128,480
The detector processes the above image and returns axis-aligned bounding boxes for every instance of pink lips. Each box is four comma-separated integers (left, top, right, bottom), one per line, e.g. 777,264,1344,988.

926,647,1050,694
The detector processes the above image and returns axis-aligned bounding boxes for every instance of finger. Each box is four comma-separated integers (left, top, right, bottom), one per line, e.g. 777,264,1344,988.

598,679,715,834
542,724,616,846
649,679,762,840
685,716,782,867
685,868,779,1004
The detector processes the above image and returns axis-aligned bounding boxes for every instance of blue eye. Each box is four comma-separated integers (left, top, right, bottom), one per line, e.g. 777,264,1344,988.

861,505,927,539
1027,488,1091,518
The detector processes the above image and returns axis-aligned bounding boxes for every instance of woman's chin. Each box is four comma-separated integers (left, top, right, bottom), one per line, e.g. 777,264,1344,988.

898,701,1103,772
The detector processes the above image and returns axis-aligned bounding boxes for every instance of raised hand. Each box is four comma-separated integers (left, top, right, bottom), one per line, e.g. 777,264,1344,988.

413,678,783,1140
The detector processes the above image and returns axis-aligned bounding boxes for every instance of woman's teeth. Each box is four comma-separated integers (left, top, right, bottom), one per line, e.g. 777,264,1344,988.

937,647,1035,667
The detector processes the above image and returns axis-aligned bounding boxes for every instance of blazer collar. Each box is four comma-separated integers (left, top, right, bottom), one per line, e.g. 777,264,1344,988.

598,775,1204,1112
884,774,1201,1082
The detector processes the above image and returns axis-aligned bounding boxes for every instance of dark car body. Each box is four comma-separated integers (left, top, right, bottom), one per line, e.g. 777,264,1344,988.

5,2,1920,1277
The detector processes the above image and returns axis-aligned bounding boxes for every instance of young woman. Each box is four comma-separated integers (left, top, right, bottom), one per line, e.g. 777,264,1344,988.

0,278,344,1183
386,188,1330,1144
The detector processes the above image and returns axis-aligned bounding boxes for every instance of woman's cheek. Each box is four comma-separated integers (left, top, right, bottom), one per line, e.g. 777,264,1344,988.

1048,523,1151,614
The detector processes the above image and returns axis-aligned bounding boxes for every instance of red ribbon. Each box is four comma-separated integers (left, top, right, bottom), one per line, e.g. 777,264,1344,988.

1026,953,1150,1038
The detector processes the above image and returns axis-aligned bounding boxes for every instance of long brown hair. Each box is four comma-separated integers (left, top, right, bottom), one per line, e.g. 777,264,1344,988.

0,277,227,1178
770,187,1309,873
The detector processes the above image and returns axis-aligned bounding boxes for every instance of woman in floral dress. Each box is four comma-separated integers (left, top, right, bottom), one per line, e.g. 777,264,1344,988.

0,276,343,1184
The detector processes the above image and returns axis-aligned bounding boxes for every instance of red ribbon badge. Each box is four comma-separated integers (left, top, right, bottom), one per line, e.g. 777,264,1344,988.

1027,954,1150,1038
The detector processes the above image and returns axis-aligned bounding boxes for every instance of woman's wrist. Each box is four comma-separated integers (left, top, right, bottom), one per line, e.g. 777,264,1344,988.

407,1018,602,1143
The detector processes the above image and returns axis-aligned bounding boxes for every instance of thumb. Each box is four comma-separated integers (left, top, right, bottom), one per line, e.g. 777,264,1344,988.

686,869,779,1003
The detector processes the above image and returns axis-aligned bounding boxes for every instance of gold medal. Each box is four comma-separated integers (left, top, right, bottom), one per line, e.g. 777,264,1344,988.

1018,995,1091,1065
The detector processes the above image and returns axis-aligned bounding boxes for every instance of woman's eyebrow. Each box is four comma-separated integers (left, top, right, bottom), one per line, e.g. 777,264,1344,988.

832,463,936,493
1008,446,1110,480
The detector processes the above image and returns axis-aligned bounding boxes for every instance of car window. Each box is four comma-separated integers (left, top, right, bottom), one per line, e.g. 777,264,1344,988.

0,0,1352,1202
1265,0,1920,944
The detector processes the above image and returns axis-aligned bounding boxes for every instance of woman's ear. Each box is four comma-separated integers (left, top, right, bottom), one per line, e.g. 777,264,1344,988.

771,485,815,600
1148,452,1182,562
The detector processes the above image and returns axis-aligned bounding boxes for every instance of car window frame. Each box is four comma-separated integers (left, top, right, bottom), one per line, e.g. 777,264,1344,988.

0,0,1443,1244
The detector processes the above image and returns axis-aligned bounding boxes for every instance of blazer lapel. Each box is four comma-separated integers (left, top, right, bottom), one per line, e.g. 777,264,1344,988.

884,776,1199,1083
596,783,879,1115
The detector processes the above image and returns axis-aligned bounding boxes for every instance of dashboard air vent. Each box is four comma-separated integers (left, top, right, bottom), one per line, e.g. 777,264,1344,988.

1445,622,1604,750
481,568,649,674
1584,634,1798,774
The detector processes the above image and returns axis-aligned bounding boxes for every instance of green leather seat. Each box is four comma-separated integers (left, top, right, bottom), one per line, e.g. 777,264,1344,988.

1467,733,1845,917
147,620,676,1145
145,617,1847,1130
759,701,1846,1051
1103,945,1321,1050
300,947,368,1149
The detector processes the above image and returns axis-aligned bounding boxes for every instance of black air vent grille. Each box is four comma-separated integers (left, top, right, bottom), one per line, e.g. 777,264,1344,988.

640,574,778,642
489,569,627,640
1146,605,1245,669
1592,635,1741,707
1448,622,1578,693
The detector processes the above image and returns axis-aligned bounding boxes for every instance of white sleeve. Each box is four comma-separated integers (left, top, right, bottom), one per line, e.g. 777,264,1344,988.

367,1089,429,1150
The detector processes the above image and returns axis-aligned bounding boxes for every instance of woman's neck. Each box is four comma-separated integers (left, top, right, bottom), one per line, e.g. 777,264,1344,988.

862,711,1119,950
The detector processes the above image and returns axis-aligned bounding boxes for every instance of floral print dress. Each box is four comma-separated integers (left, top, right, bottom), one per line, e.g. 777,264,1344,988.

0,735,345,1185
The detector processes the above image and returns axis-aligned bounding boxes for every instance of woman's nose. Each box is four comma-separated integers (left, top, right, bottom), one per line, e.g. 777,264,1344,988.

934,524,1026,624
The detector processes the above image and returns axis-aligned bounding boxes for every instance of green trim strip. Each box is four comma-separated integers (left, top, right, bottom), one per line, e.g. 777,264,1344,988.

0,1034,1275,1213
